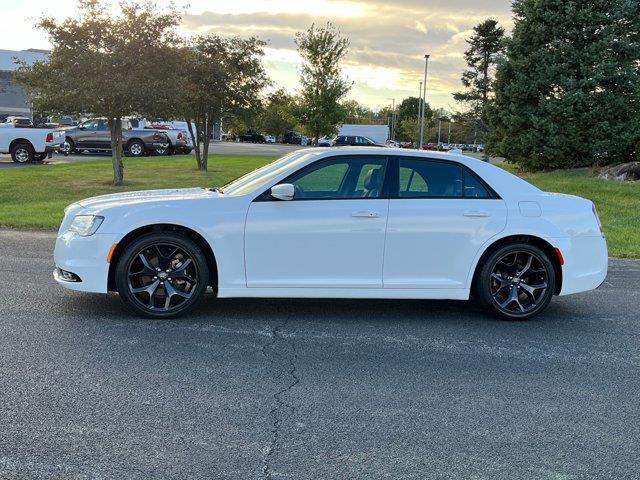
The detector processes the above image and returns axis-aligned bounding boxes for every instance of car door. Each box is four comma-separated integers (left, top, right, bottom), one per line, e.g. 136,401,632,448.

383,156,507,289
74,119,98,148
245,155,390,288
92,119,111,148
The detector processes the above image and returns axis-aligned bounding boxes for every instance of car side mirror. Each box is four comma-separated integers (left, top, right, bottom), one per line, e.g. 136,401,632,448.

271,183,295,201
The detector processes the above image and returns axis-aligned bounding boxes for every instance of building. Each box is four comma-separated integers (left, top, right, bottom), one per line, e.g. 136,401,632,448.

0,49,49,120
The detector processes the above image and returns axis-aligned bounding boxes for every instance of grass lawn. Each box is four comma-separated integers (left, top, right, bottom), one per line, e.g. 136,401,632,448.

0,154,638,257
0,155,273,230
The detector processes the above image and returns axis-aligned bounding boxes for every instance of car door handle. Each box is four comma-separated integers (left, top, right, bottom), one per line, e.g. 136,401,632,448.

463,210,491,218
352,211,380,218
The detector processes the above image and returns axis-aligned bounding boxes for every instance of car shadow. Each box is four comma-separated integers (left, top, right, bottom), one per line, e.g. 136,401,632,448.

59,290,567,329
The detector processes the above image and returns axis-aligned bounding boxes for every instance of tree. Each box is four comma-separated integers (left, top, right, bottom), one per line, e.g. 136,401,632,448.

295,23,352,144
14,0,181,185
342,99,375,124
395,97,432,142
487,0,640,170
180,35,268,171
259,89,298,138
454,19,505,145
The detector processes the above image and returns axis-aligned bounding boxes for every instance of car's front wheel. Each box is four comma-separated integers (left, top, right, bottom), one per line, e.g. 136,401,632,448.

476,243,555,320
115,232,209,318
127,139,146,157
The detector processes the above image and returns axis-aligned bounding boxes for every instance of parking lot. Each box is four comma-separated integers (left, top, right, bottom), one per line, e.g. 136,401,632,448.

1,229,639,479
0,142,303,169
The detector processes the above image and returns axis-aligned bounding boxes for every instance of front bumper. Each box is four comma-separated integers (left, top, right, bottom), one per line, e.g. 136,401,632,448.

53,230,120,293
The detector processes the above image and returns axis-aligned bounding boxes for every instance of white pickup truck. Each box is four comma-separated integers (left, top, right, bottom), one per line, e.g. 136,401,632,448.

0,126,66,163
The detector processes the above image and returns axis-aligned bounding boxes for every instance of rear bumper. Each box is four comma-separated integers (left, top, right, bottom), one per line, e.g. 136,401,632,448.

556,235,608,296
44,142,64,153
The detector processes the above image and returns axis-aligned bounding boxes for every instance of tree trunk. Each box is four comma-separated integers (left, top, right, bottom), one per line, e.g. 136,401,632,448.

186,118,202,169
200,115,211,172
108,117,124,186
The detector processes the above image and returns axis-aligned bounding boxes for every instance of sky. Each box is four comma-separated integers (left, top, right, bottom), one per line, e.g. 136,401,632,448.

1,0,513,111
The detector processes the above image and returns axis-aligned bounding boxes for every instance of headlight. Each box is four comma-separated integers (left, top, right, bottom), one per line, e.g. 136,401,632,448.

69,215,104,236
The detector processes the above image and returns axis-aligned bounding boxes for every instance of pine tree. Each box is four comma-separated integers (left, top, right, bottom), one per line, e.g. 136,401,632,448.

487,0,640,170
454,19,505,110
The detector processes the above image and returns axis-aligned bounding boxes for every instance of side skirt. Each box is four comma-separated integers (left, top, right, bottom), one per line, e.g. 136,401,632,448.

217,287,470,301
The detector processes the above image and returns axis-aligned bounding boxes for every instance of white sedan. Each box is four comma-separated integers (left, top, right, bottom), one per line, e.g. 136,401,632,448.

54,148,608,320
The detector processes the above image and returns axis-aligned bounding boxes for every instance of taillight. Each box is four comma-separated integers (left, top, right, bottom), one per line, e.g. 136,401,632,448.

46,132,53,142
592,204,604,236
177,131,183,140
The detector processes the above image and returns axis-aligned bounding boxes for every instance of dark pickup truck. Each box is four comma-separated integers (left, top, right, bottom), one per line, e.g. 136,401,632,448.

61,118,169,156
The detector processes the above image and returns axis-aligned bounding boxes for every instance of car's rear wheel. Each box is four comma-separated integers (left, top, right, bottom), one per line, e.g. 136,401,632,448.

115,232,209,318
11,142,34,163
127,139,145,157
154,142,172,156
476,243,555,320
62,137,75,155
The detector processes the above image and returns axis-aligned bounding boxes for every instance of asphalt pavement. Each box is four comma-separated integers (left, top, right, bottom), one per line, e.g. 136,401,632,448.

1,228,639,479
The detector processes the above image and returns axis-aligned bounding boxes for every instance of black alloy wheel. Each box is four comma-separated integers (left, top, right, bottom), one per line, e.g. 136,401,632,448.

115,232,209,318
476,243,555,320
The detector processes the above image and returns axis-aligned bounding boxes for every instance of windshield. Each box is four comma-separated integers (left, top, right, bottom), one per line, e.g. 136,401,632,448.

221,150,318,196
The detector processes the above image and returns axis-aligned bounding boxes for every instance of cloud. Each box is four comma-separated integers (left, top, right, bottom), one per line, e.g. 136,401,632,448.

180,0,513,108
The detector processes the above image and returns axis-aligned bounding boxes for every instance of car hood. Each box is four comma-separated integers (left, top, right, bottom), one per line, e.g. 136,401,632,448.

75,187,216,211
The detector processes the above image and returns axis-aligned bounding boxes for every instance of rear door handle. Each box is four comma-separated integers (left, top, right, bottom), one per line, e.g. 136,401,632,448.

463,210,491,218
352,211,380,218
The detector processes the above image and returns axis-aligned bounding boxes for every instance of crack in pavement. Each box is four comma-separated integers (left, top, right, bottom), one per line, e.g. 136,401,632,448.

261,321,300,480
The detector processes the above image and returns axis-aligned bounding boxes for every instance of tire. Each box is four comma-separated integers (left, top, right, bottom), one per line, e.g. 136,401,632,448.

127,139,146,157
10,142,34,163
475,243,556,320
115,232,209,318
62,137,75,155
154,142,173,156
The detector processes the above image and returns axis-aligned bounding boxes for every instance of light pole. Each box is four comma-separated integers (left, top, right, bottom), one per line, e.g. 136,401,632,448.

419,54,430,149
448,121,452,144
387,98,396,141
416,81,423,149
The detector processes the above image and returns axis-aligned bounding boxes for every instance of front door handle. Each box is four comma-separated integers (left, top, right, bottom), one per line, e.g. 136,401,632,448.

352,211,380,218
463,210,491,218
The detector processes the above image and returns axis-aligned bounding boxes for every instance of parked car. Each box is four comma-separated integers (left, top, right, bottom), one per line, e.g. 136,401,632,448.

386,140,400,148
264,134,276,144
53,148,608,320
239,131,266,143
333,135,385,147
282,131,308,145
0,125,65,163
317,136,334,147
61,118,169,157
222,132,237,142
144,123,191,155
399,141,414,149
